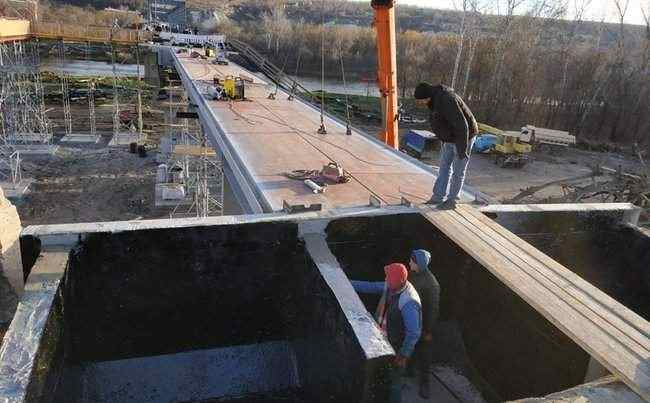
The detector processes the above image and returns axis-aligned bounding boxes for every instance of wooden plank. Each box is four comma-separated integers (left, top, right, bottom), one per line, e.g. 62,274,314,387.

418,206,650,400
434,210,650,400
172,145,216,156
457,204,650,344
450,206,650,358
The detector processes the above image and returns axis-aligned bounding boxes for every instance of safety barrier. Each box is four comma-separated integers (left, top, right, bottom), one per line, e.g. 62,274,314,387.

0,20,151,44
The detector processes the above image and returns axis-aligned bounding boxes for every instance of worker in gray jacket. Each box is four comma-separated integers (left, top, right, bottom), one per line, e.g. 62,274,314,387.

414,82,479,209
406,249,440,399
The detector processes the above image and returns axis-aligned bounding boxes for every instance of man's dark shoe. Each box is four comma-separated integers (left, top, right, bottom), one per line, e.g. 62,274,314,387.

423,197,442,205
419,377,430,399
437,199,457,210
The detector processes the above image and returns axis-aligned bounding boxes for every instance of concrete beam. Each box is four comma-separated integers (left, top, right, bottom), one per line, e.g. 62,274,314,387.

170,47,267,214
479,202,640,222
22,201,642,247
299,221,393,360
510,376,644,403
299,221,393,402
0,248,68,402
21,205,416,247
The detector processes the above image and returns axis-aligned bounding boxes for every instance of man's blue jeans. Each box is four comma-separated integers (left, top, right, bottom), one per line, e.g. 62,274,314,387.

431,139,474,203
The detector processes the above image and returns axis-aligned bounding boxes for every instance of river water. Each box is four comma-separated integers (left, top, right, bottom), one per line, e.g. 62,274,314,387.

41,59,144,78
290,75,379,97
39,60,374,95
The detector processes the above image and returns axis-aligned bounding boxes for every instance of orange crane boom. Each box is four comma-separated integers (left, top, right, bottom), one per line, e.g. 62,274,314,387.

371,0,399,149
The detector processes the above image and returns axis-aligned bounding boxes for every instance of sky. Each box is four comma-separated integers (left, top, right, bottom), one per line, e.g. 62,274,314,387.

352,0,648,26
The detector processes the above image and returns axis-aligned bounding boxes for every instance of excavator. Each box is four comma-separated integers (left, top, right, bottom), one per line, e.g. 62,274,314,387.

371,0,399,150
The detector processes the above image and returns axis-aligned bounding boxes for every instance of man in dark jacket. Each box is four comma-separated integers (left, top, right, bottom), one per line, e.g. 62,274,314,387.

414,82,479,209
407,249,440,399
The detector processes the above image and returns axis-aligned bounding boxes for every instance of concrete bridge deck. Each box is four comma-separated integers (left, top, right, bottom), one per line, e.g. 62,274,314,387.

172,50,483,213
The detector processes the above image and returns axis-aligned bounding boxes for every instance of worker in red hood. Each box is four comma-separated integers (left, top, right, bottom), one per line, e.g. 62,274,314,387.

351,263,422,403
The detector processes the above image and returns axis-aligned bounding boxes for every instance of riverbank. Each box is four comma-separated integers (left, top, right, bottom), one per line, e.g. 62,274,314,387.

306,90,428,132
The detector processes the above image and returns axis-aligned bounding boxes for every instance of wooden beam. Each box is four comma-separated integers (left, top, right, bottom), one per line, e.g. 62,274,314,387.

172,145,216,157
418,204,650,400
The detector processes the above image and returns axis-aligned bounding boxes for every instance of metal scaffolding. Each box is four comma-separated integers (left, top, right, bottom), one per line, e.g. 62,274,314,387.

85,42,97,137
58,40,72,135
135,43,144,142
192,141,224,218
0,148,22,187
0,40,52,145
167,97,223,218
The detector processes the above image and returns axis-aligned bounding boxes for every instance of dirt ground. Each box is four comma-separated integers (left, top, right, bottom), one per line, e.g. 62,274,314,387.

12,78,191,226
421,144,648,205
14,138,166,226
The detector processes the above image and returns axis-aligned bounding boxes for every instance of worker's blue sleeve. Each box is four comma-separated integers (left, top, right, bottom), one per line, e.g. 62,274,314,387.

399,301,422,358
350,280,385,294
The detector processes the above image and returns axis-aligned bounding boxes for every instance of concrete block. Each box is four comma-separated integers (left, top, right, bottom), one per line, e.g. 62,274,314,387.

161,184,185,200
59,134,102,144
154,183,190,207
0,179,32,199
510,375,644,403
0,187,24,324
108,133,140,147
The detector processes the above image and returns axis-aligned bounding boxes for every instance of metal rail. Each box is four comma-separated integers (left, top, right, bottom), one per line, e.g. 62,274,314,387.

227,38,315,102
0,21,151,44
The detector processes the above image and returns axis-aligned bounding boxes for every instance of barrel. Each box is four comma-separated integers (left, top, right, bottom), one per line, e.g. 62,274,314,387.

129,142,138,153
137,145,147,158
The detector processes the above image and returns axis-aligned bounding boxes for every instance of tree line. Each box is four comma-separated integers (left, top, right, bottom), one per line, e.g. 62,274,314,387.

216,0,650,150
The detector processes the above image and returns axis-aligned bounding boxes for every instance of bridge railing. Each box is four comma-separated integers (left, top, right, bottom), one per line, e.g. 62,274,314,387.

31,22,151,43
228,38,316,102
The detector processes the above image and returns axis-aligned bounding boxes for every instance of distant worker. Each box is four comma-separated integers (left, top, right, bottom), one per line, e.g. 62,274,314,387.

414,82,479,209
406,249,441,399
351,263,422,403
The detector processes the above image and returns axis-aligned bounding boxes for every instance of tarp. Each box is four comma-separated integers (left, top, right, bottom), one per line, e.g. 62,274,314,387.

473,134,498,153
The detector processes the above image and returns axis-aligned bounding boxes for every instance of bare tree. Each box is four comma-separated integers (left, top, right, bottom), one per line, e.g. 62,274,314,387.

262,0,290,54
607,0,631,142
460,0,487,97
450,0,469,89
553,0,591,125
486,0,526,116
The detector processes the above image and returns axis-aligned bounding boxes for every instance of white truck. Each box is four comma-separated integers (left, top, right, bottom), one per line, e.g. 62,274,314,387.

519,125,575,148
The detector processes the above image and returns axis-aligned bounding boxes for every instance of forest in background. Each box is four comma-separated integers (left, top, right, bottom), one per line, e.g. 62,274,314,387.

213,0,650,149
1,0,648,149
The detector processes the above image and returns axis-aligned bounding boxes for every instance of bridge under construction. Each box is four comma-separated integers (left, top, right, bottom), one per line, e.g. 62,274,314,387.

0,19,648,403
